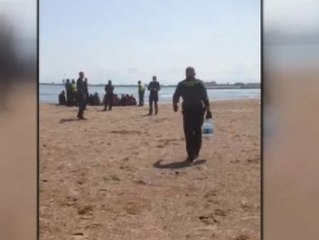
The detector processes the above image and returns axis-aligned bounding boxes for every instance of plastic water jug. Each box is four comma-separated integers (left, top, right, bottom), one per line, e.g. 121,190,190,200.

202,119,214,137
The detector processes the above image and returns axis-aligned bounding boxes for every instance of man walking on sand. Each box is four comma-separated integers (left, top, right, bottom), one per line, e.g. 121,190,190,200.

76,71,87,120
173,67,212,162
148,76,160,115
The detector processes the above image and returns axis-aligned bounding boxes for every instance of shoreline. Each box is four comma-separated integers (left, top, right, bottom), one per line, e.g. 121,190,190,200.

40,97,260,106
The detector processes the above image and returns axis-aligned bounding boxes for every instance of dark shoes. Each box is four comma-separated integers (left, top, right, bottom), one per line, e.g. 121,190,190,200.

187,155,195,163
187,151,200,164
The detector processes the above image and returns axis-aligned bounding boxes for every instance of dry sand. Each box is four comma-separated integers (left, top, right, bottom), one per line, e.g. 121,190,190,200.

40,99,260,240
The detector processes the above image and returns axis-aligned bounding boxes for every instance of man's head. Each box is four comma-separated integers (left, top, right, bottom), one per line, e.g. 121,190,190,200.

79,71,84,78
72,79,75,83
84,78,88,82
138,80,141,84
108,80,112,84
66,79,70,83
152,76,157,82
185,67,196,79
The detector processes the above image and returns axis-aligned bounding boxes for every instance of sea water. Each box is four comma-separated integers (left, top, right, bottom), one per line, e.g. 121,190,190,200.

40,84,260,104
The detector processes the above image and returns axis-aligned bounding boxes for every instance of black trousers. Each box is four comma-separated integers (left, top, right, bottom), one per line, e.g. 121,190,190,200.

66,90,72,106
182,107,205,157
104,94,113,110
139,93,144,106
149,95,158,114
77,95,86,118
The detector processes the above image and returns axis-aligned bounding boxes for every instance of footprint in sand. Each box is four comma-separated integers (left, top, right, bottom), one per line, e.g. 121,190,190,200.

77,205,93,215
199,213,219,225
123,199,151,215
110,130,141,135
71,230,91,240
214,208,228,217
204,190,220,204
246,157,259,164
235,234,250,240
230,160,240,164
134,180,147,185
84,222,102,230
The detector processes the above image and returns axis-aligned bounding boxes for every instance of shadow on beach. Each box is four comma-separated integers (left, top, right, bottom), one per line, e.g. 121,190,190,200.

153,159,206,170
59,118,79,123
141,113,152,117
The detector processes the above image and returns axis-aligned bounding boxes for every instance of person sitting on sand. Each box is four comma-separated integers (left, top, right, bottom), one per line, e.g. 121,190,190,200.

131,94,137,105
120,94,126,106
88,94,94,105
172,66,212,163
59,90,66,105
103,80,114,111
93,92,101,105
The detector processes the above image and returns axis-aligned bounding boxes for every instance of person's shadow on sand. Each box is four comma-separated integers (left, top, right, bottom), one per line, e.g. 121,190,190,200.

59,118,79,123
153,159,206,170
141,113,152,117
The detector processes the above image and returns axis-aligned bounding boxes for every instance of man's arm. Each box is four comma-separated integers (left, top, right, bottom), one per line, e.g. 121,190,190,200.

157,82,161,91
200,82,211,112
172,83,182,112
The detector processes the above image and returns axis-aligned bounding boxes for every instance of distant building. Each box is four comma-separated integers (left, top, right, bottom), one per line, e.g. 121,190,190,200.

234,82,246,87
205,80,216,85
246,83,261,88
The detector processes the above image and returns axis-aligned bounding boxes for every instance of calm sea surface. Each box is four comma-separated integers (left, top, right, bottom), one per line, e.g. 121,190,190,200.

40,84,260,104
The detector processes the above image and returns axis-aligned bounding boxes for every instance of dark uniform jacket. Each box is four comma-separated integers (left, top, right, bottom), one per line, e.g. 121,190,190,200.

173,78,209,110
77,78,87,97
148,81,160,98
105,84,114,95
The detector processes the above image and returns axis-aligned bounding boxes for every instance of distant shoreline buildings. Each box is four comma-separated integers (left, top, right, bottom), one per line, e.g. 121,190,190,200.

204,81,260,89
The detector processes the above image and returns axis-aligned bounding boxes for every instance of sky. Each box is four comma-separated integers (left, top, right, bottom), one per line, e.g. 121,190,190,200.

40,0,260,84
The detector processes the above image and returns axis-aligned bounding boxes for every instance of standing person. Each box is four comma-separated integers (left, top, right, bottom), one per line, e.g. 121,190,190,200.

76,72,87,120
148,76,160,115
103,80,114,111
71,79,77,105
83,78,89,109
65,79,72,106
172,67,212,162
137,80,145,106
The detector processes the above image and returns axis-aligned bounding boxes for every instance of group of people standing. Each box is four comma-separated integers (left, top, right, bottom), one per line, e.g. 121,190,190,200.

72,73,161,119
67,67,211,162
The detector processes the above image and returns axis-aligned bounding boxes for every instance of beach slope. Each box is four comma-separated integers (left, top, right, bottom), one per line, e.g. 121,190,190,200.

40,99,260,240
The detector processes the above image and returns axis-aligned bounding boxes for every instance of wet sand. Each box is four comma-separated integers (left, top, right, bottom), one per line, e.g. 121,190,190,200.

40,99,260,240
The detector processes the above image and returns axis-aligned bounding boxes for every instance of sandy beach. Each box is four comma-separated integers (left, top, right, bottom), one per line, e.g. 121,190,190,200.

40,99,260,240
